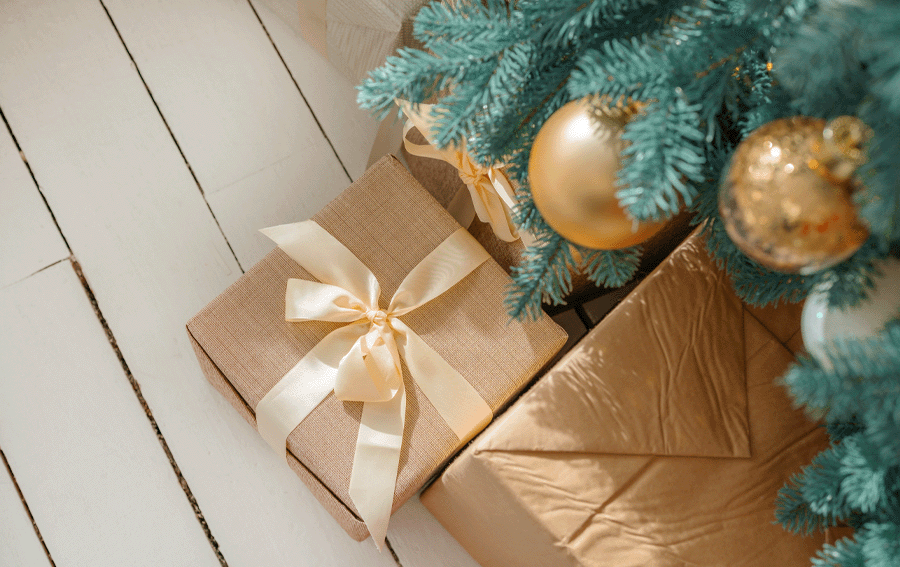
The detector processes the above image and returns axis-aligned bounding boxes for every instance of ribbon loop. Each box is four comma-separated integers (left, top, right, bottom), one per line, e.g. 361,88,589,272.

334,324,403,403
285,279,369,323
257,221,494,550
262,222,381,308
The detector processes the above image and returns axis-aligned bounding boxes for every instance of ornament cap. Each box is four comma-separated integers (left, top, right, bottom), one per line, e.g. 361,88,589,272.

811,115,873,183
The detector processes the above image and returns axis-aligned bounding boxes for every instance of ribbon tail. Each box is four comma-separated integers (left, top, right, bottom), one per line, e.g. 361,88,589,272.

469,181,519,243
348,385,405,550
486,171,541,245
255,323,369,458
487,171,521,242
392,320,492,444
489,169,517,211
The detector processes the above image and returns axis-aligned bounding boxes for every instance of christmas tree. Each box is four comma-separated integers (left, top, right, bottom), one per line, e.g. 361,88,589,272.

358,1,899,564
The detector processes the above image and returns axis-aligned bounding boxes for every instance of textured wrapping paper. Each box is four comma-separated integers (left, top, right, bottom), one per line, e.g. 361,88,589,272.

421,231,829,566
187,156,568,541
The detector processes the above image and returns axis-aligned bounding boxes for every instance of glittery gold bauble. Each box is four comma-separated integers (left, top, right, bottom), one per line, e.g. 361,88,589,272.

529,97,665,250
719,116,870,274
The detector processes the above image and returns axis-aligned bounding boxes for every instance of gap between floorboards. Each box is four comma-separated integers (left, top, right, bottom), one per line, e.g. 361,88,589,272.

0,446,57,567
96,0,244,275
245,0,353,184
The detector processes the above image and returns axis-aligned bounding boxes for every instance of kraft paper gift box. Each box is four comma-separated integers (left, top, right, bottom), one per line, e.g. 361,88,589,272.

421,230,829,566
186,155,567,543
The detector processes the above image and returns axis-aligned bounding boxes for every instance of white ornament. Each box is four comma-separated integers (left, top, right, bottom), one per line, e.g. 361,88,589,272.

801,257,900,366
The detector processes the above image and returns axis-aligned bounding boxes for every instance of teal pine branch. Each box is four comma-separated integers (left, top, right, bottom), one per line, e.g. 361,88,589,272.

617,94,706,221
506,232,578,320
778,318,900,563
811,535,866,567
359,0,900,319
578,245,642,288
775,468,836,535
358,3,900,565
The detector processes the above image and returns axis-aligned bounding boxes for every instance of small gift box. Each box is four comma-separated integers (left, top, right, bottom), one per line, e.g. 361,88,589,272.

295,0,428,82
187,156,567,546
421,231,829,566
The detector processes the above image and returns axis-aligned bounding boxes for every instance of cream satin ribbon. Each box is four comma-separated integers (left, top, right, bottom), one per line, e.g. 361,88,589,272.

398,100,521,242
256,221,493,550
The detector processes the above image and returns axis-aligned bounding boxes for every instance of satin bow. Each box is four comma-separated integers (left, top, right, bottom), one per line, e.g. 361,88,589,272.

399,100,520,242
256,221,493,549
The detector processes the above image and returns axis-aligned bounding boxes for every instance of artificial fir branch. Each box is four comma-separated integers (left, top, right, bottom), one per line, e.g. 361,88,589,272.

839,436,890,515
359,0,900,316
782,320,900,424
521,0,663,49
577,244,642,288
505,231,578,320
858,102,900,244
812,535,866,567
777,320,900,560
776,445,845,534
860,522,900,566
358,3,900,564
617,94,706,220
568,38,673,103
414,0,519,48
827,420,865,443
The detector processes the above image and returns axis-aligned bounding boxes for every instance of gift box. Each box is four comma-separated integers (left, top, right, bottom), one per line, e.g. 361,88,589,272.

421,230,829,566
295,0,429,82
187,156,567,544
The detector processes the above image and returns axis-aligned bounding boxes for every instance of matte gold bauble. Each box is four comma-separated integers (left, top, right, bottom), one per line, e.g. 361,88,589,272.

529,97,665,250
719,116,870,274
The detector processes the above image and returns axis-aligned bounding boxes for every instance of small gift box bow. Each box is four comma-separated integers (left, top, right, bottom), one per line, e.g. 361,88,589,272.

398,99,522,243
256,221,493,549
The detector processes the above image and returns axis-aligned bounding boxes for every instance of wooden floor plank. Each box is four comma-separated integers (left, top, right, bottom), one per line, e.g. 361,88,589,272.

0,452,49,567
0,1,397,565
101,0,354,266
0,263,218,566
249,0,380,180
0,117,68,289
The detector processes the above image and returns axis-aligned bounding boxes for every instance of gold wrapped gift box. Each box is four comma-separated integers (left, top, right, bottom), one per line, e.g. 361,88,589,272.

187,156,567,540
422,230,829,566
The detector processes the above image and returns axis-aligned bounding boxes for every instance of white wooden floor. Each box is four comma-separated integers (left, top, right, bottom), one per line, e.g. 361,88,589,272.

0,1,484,565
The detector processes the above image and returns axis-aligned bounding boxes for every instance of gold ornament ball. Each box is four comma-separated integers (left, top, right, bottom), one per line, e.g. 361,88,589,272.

719,116,870,274
529,97,665,250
